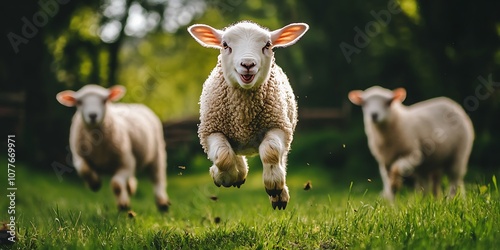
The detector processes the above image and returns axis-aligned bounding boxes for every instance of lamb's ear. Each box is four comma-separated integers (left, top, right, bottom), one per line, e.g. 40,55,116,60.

188,24,223,49
108,85,126,102
348,90,364,106
56,90,77,107
271,23,309,48
392,88,407,103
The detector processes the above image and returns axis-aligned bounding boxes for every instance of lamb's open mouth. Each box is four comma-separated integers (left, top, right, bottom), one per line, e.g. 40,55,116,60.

240,74,255,83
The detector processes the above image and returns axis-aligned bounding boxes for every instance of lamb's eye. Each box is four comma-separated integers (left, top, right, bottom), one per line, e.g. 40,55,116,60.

386,99,393,107
222,41,232,53
262,41,271,53
76,100,82,106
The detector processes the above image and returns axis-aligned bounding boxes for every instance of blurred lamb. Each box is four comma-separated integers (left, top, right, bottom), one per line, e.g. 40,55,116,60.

56,84,170,211
348,86,474,201
187,21,309,209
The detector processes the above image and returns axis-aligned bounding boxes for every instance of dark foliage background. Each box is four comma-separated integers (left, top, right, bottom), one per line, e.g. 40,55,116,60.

1,0,499,177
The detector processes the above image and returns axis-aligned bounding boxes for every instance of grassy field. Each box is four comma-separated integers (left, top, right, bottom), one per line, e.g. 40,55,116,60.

1,159,499,249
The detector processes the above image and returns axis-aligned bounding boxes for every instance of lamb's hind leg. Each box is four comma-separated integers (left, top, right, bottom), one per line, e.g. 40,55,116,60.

150,149,170,212
260,129,289,210
431,171,443,198
448,176,465,198
207,133,241,187
447,159,467,198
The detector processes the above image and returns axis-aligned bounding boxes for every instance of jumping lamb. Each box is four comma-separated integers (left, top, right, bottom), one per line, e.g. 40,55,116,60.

187,21,309,209
348,86,474,201
56,84,170,211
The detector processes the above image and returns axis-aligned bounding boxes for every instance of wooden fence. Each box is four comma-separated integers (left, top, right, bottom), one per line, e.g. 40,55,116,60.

163,101,351,150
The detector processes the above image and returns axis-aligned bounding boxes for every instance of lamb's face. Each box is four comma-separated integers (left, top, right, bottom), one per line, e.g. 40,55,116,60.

56,85,126,127
220,24,273,89
188,21,309,89
76,92,109,126
361,94,393,124
348,86,407,124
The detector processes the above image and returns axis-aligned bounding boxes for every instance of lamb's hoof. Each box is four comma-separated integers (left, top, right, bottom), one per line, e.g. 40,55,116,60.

214,179,245,188
268,186,289,210
157,203,170,213
272,201,287,210
265,188,282,197
232,179,246,188
88,181,102,192
118,204,130,212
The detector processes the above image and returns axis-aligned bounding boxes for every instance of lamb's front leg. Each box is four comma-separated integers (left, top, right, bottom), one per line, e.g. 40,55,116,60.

378,163,394,202
389,150,422,197
260,129,289,210
73,155,101,192
207,133,245,187
111,158,136,211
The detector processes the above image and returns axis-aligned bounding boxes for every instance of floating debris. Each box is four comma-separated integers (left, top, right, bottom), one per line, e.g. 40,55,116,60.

304,181,312,191
214,217,221,224
127,210,137,218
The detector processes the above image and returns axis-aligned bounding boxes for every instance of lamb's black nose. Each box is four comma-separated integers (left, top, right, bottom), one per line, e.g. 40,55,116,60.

89,113,97,122
241,62,256,70
371,113,378,122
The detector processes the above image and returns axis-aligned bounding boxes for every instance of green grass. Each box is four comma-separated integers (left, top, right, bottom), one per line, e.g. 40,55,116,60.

1,160,499,249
